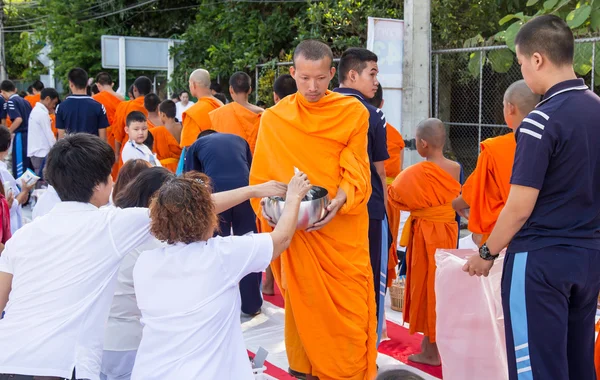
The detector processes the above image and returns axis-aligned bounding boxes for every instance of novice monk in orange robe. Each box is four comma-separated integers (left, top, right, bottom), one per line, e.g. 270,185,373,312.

388,118,461,366
180,69,223,148
144,94,181,172
250,40,377,380
112,76,152,171
452,80,539,246
209,71,263,154
93,72,124,178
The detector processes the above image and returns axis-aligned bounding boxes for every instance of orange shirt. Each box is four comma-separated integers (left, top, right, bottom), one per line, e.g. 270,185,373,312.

113,97,147,171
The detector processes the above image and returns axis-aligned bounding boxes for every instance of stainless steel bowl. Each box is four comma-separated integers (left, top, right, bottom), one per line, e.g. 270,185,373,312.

262,186,330,230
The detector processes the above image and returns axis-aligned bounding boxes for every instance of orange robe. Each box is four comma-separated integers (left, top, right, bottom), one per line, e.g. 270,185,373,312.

595,320,600,378
113,97,147,171
93,91,123,178
250,91,377,380
209,102,262,154
384,123,405,286
180,97,222,148
461,132,515,243
388,161,461,341
149,126,182,172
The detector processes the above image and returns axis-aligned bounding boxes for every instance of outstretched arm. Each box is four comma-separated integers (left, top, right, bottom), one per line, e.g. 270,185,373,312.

212,181,287,215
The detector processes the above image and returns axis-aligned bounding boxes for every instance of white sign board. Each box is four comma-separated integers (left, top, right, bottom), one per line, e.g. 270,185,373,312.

101,35,183,71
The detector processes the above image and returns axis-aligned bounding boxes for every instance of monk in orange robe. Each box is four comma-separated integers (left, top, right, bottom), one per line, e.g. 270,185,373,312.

388,118,461,366
452,80,539,246
209,71,263,154
112,76,152,171
250,40,377,380
143,94,182,172
180,69,223,148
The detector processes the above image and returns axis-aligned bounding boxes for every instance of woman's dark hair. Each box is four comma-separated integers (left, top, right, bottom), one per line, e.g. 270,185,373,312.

375,369,425,380
112,159,151,200
45,134,114,202
114,167,173,209
150,171,217,244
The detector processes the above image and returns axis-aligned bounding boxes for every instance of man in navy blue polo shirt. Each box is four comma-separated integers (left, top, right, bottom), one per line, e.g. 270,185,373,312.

184,129,263,317
56,68,109,141
333,47,389,343
1,80,32,178
464,15,600,380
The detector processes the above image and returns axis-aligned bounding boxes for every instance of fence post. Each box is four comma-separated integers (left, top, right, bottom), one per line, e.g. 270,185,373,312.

478,50,483,154
593,42,596,90
435,54,439,118
255,66,259,104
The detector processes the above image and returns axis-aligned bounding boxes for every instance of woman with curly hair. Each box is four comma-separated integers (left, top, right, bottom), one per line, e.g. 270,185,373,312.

131,171,312,380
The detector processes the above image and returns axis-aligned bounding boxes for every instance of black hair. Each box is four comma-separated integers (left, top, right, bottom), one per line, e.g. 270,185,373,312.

229,71,251,94
126,110,147,127
179,90,189,97
338,47,378,84
368,83,383,108
27,86,33,94
515,14,574,66
293,40,334,66
144,130,154,151
273,74,297,99
114,166,173,209
128,84,135,98
133,76,153,96
68,68,89,90
95,72,113,86
90,84,99,95
41,88,60,101
171,92,180,101
210,82,222,93
0,80,16,93
32,80,44,92
213,93,227,104
144,93,161,113
256,100,266,107
0,126,11,152
45,134,114,202
197,129,217,139
159,100,177,119
375,369,425,380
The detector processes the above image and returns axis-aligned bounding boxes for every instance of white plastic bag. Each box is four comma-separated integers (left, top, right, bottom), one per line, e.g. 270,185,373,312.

435,249,508,380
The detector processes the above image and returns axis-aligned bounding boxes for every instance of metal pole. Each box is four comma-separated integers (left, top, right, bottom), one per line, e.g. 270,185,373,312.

592,42,596,90
0,0,6,81
118,37,126,97
478,51,483,154
255,66,259,103
167,39,175,96
435,54,439,119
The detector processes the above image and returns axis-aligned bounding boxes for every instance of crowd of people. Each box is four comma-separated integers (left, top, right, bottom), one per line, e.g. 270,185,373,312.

0,13,597,380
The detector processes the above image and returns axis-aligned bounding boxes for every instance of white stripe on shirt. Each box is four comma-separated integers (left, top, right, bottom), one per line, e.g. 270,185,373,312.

522,117,545,131
530,110,549,120
520,128,542,140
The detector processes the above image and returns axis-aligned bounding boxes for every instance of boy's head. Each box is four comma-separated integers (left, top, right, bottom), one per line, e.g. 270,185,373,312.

0,126,11,156
198,129,217,140
503,79,541,130
68,68,89,91
45,134,115,206
133,76,152,98
415,118,446,158
0,80,16,100
213,93,227,104
144,93,161,114
229,71,252,96
291,40,336,103
515,15,574,95
32,80,44,94
95,72,113,88
338,47,379,99
125,111,149,145
159,100,177,123
367,83,384,109
273,74,297,104
40,88,60,114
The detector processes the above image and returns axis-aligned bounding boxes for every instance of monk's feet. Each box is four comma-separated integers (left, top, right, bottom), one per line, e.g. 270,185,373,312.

408,352,441,367
262,282,275,296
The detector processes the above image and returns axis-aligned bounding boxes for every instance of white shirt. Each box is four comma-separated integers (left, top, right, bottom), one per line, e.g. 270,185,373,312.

175,101,194,122
27,102,56,158
32,185,61,220
131,234,273,380
0,203,151,380
103,239,163,351
121,140,161,167
0,160,22,233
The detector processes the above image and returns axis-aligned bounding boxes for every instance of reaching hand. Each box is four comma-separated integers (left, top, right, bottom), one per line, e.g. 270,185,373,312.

260,198,277,228
462,254,494,277
286,171,312,202
306,188,347,232
6,190,14,208
252,180,287,199
20,179,34,194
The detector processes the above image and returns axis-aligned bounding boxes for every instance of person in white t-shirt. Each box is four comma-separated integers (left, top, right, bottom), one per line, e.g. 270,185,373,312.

175,90,194,122
27,88,59,178
121,111,160,167
0,133,288,380
131,171,312,380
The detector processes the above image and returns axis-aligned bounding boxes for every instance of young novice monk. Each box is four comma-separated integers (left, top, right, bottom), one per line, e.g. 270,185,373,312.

452,80,539,246
388,118,461,366
121,111,161,167
131,171,311,380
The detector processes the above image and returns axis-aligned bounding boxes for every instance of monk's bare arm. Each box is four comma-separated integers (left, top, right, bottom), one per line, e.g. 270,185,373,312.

57,129,66,140
0,272,12,313
374,161,387,205
485,184,539,255
212,181,286,215
398,148,404,173
98,128,107,142
452,195,470,218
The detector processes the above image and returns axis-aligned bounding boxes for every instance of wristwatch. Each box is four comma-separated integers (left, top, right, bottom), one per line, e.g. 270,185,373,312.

479,243,499,261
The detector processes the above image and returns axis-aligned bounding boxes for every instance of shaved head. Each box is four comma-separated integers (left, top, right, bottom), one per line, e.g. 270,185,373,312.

189,69,211,88
504,79,540,116
293,40,334,66
416,118,446,149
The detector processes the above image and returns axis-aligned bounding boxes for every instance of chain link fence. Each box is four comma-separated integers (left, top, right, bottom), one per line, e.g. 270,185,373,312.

433,37,600,176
